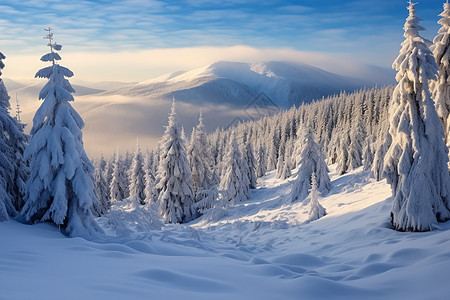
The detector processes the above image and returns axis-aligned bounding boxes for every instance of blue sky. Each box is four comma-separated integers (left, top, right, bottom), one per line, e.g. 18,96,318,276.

0,0,447,81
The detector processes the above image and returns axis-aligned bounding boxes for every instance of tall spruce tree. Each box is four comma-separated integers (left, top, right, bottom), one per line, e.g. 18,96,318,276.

144,150,156,204
187,112,218,211
276,142,286,179
372,135,390,180
109,151,128,202
255,143,267,178
129,141,146,203
0,52,12,221
384,3,450,232
292,128,330,202
279,138,294,180
348,121,365,170
92,155,110,216
103,154,114,187
188,113,215,192
242,141,257,189
305,172,326,223
219,132,250,205
155,100,195,223
363,141,374,171
22,29,102,237
121,151,131,199
335,128,351,175
0,52,28,221
431,1,450,153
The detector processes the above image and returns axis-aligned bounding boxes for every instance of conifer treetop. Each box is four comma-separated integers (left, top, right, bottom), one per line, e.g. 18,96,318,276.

440,1,450,24
431,0,450,146
166,97,177,129
42,27,63,65
34,28,74,96
432,1,450,63
197,111,205,131
405,1,422,36
393,1,437,92
31,28,76,134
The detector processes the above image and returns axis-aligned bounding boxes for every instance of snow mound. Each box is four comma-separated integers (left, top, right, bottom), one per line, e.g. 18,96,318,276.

98,197,164,236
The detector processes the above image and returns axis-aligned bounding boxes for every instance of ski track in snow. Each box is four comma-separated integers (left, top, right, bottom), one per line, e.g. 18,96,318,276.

1,167,450,299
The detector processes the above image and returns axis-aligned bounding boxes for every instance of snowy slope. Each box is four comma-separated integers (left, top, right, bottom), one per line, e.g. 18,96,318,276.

2,167,450,299
112,61,369,108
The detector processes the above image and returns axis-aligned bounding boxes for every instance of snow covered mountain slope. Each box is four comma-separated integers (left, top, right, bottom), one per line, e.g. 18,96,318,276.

111,61,370,108
2,167,449,299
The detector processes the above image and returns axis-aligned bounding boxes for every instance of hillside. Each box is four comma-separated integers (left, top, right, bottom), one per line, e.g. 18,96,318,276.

1,167,449,299
111,61,371,108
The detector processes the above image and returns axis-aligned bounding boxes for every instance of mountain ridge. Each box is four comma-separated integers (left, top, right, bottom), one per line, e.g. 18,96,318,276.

108,60,377,108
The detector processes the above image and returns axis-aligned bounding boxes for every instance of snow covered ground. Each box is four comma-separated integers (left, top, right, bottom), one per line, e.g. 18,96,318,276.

1,167,450,299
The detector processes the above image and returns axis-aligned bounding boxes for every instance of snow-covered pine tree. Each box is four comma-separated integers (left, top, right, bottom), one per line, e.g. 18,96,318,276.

155,100,195,223
243,142,257,189
151,148,159,175
14,93,22,122
335,128,350,175
327,126,341,165
291,128,331,202
384,2,450,232
104,154,114,187
0,183,7,221
431,1,450,154
348,120,365,170
305,172,326,223
238,139,252,192
210,164,220,185
0,63,10,220
188,113,214,192
255,143,267,178
372,92,392,180
144,150,156,204
279,138,294,180
10,121,28,213
92,155,110,216
363,140,374,171
181,125,187,142
187,112,218,212
292,126,304,166
266,135,278,171
219,132,250,205
121,151,131,199
129,141,146,203
0,53,15,221
276,142,286,179
372,132,392,181
276,116,288,178
21,29,102,237
109,151,128,202
0,52,28,218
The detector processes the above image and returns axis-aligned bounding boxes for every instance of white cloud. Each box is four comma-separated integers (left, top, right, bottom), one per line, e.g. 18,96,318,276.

3,46,389,82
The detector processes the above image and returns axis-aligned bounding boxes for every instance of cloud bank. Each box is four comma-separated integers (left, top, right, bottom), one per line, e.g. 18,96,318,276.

3,46,393,83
